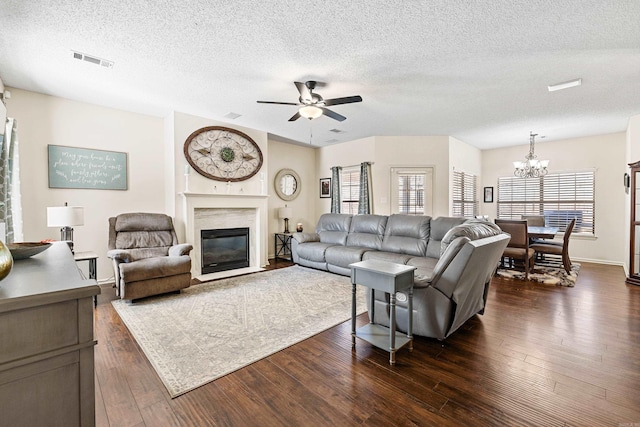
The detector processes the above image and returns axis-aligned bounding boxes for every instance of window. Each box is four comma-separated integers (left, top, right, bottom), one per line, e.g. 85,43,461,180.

497,171,595,234
391,167,433,216
341,167,360,214
452,170,478,217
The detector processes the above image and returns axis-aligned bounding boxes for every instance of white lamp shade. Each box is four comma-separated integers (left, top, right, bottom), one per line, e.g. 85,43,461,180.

278,207,293,219
47,206,85,227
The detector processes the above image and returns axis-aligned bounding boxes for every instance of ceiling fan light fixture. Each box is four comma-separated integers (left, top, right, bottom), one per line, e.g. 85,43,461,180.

299,105,323,120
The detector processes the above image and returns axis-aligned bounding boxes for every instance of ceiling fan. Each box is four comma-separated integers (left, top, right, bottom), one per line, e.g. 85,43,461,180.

257,81,362,122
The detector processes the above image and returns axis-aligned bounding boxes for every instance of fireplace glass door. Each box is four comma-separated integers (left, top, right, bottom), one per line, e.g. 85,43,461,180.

201,227,250,274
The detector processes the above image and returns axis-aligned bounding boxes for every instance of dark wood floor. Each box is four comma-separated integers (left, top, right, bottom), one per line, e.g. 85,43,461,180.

94,260,640,426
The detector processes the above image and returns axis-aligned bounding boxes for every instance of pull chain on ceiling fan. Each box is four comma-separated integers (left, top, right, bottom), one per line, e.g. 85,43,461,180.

257,80,362,122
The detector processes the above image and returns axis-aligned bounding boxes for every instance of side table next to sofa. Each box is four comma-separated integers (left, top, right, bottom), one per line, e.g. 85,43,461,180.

350,259,416,365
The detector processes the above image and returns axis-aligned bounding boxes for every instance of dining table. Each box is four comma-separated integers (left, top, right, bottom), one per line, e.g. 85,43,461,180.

527,226,559,239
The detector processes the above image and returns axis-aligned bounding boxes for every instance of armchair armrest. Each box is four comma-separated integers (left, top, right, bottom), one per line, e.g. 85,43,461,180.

107,249,133,263
169,243,193,257
292,232,320,244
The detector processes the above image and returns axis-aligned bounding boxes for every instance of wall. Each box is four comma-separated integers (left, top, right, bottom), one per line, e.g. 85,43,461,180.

7,88,165,282
170,112,269,243
316,136,452,219
316,137,376,217
482,132,627,265
267,139,316,258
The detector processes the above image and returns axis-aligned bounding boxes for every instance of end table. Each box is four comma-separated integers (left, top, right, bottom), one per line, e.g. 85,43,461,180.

350,259,416,365
274,233,293,262
74,251,98,307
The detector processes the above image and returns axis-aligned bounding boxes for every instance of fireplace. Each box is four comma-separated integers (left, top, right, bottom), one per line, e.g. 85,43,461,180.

201,227,250,274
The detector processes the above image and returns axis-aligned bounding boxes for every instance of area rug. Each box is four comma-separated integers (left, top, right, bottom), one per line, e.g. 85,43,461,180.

112,265,367,397
496,258,581,287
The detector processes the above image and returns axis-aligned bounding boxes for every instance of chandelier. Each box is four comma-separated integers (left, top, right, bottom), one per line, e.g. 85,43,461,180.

513,132,549,178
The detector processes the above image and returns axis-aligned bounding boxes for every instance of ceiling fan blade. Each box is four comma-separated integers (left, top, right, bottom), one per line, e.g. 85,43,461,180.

294,81,312,101
321,107,346,122
288,111,301,121
257,100,300,106
323,95,363,106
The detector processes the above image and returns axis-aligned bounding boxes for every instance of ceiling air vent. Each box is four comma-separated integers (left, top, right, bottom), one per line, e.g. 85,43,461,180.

71,50,114,68
329,128,345,134
223,112,242,120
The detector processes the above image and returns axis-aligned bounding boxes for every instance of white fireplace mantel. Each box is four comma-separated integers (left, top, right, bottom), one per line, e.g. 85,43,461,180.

181,192,269,279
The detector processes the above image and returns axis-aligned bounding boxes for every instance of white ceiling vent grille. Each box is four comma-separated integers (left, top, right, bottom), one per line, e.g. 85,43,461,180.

71,50,114,68
329,128,345,133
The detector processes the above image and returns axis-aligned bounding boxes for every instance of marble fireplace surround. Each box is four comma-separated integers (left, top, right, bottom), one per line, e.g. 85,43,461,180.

181,192,268,281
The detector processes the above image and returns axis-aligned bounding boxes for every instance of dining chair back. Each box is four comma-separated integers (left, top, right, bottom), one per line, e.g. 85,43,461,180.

530,218,576,274
521,215,545,227
495,219,536,279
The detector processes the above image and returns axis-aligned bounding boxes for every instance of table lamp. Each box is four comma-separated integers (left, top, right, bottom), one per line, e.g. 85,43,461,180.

278,206,293,234
47,203,84,253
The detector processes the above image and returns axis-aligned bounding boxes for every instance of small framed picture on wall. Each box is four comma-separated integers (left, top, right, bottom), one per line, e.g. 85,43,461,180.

320,178,331,198
484,186,494,203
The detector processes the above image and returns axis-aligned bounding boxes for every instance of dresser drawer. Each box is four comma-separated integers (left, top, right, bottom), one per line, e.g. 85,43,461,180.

0,300,79,365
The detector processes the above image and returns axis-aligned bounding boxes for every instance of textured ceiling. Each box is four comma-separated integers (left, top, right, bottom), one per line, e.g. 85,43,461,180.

1,0,639,149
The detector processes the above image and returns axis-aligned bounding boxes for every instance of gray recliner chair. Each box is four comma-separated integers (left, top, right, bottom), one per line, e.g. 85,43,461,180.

107,212,192,301
371,220,510,340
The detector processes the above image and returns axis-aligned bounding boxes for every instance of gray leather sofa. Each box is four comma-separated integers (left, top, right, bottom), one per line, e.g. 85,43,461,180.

292,213,510,339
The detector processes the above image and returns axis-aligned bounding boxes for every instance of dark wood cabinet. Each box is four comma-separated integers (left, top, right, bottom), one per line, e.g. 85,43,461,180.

627,161,640,286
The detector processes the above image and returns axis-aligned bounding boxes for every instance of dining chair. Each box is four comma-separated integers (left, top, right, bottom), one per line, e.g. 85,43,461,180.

522,214,547,251
521,215,545,227
530,218,576,274
495,219,535,280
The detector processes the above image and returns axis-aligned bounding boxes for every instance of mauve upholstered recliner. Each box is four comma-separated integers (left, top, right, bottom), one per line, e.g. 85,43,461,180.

107,213,192,301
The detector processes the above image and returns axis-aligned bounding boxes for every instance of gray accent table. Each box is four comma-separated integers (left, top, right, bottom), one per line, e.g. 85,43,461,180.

350,259,416,365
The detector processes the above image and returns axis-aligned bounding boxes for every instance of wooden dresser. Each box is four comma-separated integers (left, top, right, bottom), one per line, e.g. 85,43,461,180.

0,242,100,426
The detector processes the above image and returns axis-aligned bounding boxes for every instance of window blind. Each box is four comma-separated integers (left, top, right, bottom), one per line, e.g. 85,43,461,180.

341,168,360,214
497,171,595,234
452,170,478,218
397,173,425,215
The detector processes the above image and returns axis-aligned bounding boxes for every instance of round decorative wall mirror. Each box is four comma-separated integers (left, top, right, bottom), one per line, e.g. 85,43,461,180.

274,168,301,201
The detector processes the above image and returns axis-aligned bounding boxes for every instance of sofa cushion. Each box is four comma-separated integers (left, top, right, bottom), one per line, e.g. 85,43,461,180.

325,246,369,268
296,242,336,263
316,213,352,245
426,216,467,258
440,219,503,256
292,232,320,244
346,214,387,249
119,254,191,282
115,212,174,232
381,214,431,256
362,250,412,264
407,256,439,287
115,231,174,251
